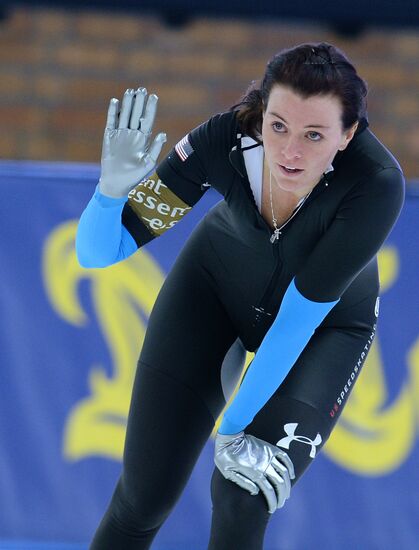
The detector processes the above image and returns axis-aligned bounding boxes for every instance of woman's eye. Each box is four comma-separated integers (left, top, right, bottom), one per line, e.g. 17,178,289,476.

272,122,284,131
308,131,322,141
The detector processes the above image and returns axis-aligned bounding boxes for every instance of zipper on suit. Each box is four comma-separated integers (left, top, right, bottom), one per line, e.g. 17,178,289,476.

252,173,330,324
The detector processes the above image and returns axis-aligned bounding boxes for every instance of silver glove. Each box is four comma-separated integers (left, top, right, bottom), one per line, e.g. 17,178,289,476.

99,87,167,198
214,431,295,514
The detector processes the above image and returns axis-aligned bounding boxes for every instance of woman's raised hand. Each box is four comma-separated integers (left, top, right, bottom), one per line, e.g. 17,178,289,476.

99,87,167,198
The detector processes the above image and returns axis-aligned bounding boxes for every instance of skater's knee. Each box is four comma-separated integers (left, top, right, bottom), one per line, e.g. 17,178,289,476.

210,468,270,523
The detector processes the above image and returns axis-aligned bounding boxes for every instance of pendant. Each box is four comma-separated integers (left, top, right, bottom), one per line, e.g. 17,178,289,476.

270,229,281,243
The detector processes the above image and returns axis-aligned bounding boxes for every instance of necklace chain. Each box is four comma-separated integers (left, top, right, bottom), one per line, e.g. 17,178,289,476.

269,170,281,242
268,164,313,244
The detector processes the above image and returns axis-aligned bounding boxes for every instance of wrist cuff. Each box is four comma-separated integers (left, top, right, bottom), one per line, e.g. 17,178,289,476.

218,416,246,435
94,184,128,207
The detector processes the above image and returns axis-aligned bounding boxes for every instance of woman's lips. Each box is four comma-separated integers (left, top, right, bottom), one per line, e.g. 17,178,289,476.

278,164,304,177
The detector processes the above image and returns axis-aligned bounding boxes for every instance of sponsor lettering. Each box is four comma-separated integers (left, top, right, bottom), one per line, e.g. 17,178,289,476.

329,324,376,417
128,176,192,236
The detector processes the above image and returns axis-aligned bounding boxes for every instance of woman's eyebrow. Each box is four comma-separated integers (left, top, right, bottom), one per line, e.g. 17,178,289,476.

268,111,330,129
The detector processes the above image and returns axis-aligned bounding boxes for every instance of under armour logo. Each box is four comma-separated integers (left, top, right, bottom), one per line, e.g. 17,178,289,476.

276,423,322,459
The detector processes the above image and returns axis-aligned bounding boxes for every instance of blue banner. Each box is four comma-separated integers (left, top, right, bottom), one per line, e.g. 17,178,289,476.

0,160,418,549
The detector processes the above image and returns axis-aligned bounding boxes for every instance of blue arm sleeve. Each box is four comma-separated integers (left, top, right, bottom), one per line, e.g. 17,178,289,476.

218,277,339,435
75,184,138,268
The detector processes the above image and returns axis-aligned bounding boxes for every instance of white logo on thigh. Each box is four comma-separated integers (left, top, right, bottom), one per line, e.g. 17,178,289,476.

276,422,322,459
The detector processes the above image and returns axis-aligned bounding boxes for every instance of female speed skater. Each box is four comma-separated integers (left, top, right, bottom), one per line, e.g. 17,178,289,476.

76,41,405,549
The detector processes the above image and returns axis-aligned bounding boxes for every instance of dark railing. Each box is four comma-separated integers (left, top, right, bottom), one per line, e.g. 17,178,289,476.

1,0,419,33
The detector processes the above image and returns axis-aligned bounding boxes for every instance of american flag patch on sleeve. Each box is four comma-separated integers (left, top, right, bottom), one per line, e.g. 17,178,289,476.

175,135,194,162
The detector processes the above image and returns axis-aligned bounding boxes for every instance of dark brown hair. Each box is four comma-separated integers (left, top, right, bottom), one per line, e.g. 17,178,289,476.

230,41,368,142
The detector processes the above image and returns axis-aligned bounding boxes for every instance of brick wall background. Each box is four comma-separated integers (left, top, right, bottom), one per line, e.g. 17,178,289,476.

1,6,418,179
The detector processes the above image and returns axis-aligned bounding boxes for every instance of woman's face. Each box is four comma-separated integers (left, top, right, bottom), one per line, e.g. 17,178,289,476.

261,84,359,199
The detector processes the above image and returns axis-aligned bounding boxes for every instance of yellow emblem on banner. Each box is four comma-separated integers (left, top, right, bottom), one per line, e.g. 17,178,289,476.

42,220,165,461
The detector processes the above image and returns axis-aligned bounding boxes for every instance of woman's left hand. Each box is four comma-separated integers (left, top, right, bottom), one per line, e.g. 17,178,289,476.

214,431,295,514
